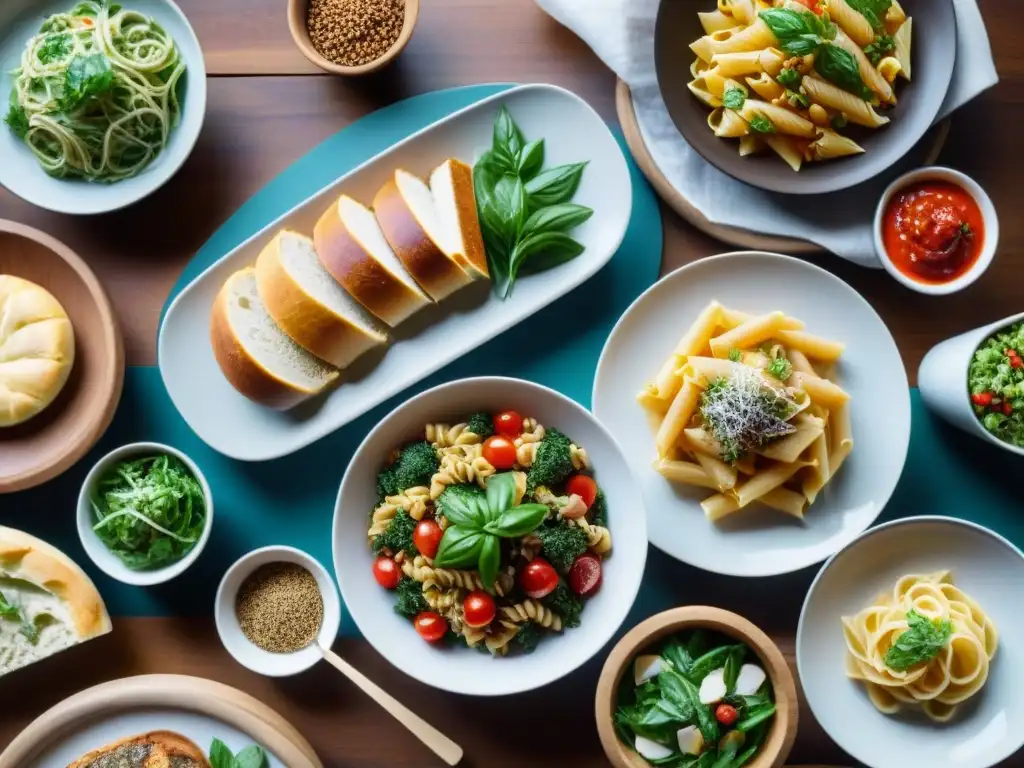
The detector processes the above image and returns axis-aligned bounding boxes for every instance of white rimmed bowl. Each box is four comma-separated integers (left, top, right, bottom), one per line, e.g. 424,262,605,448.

873,167,999,295
0,0,207,215
215,545,342,677
77,441,213,586
919,311,1024,457
797,516,1024,768
593,251,911,577
332,376,648,696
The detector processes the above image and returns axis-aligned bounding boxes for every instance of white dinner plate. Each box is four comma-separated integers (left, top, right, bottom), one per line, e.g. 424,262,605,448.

797,517,1024,768
159,84,632,460
592,252,911,577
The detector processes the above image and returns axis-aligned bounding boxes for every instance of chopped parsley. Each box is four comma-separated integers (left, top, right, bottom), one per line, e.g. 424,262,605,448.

748,114,776,134
864,34,896,65
728,348,742,363
699,369,797,463
723,87,747,111
785,90,810,109
777,67,802,88
767,356,793,381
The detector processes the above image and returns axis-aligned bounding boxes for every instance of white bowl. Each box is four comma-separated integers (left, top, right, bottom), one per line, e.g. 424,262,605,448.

873,167,999,295
77,441,213,586
0,0,207,215
215,545,342,677
332,376,648,696
919,311,1024,457
593,251,911,577
797,516,1024,768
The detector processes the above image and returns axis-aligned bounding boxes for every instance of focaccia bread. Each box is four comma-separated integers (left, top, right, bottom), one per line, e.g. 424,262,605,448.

68,730,210,768
0,526,111,678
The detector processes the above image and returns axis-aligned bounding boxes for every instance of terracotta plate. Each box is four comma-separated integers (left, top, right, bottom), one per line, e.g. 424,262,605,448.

0,221,124,493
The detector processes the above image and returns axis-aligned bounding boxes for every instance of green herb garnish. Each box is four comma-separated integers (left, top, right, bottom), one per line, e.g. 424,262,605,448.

433,473,548,591
36,33,72,64
884,610,953,671
758,8,836,57
90,454,206,571
474,106,593,298
767,356,793,381
785,90,810,109
699,370,797,463
815,43,874,100
728,348,742,363
776,67,802,88
845,0,894,31
723,87,747,110
864,33,896,65
209,739,268,768
0,590,40,645
60,53,115,112
4,104,29,140
961,222,972,235
748,114,776,134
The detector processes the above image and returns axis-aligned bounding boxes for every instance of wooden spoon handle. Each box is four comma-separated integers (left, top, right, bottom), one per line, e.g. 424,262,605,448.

318,644,464,766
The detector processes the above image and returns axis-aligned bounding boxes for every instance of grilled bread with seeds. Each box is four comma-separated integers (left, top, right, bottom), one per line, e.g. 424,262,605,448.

67,730,210,768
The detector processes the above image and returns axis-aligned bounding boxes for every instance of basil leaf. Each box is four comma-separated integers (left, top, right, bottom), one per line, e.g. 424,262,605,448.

515,236,586,278
209,739,236,768
61,54,114,111
815,43,873,100
690,645,738,682
493,105,524,157
493,174,526,235
484,503,548,538
656,668,698,721
661,638,694,676
748,114,775,134
485,472,517,520
517,138,544,180
521,203,593,236
437,487,485,528
234,745,269,768
491,143,519,176
884,610,952,671
672,669,720,744
845,0,893,31
524,162,587,208
477,534,500,593
434,527,485,568
722,87,747,111
723,645,746,694
759,8,826,56
510,231,585,283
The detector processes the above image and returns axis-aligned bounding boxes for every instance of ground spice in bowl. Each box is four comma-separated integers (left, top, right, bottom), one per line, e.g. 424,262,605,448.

307,0,405,67
236,562,324,653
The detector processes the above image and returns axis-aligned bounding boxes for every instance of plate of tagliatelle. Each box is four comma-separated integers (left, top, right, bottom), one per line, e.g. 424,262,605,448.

797,516,1024,768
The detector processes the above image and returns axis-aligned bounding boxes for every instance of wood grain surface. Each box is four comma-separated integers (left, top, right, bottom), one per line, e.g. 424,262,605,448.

0,0,1020,765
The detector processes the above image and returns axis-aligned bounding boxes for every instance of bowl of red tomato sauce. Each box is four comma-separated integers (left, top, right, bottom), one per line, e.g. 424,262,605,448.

874,167,998,295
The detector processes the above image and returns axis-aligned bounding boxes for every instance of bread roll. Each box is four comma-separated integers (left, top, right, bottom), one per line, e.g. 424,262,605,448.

210,268,339,410
0,526,111,678
68,730,209,768
313,194,432,327
373,169,473,300
430,158,489,278
0,275,75,427
255,229,388,368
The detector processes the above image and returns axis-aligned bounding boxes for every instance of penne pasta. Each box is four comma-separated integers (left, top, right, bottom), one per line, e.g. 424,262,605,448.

810,129,865,160
793,372,852,409
802,429,831,504
802,76,890,128
738,135,764,156
719,0,757,25
695,451,739,492
653,458,722,490
699,8,740,34
682,356,746,383
787,349,818,376
709,311,804,356
655,378,701,457
746,72,784,102
688,79,723,109
703,68,729,98
893,17,912,81
758,48,786,78
886,0,907,34
828,0,876,47
693,18,775,63
738,99,819,138
833,29,896,104
763,135,806,171
709,108,750,138
682,427,724,458
637,388,671,417
757,415,825,463
711,51,767,78
775,330,847,362
732,460,809,508
828,400,854,475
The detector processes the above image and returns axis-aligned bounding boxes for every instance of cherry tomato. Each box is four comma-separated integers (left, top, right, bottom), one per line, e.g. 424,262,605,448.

463,590,497,628
565,475,598,509
520,558,559,599
1012,357,1023,370
483,435,517,469
372,556,400,589
1004,401,1014,416
413,611,447,643
494,410,524,437
971,392,994,407
413,519,443,559
569,554,603,596
715,704,739,726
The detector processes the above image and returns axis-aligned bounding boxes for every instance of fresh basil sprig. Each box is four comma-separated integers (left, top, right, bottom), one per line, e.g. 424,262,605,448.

434,473,548,590
474,106,593,299
209,739,268,768
884,610,953,671
759,8,836,57
814,44,874,101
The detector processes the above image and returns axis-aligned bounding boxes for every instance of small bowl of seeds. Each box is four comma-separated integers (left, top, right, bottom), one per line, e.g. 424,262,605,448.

215,545,342,676
287,0,418,76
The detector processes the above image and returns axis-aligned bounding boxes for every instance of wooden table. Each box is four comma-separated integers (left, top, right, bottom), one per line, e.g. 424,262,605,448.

0,0,1019,765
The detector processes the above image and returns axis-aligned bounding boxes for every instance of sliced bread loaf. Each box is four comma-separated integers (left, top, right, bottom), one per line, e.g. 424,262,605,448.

313,194,432,327
255,229,388,368
373,169,473,301
211,268,339,410
430,158,488,278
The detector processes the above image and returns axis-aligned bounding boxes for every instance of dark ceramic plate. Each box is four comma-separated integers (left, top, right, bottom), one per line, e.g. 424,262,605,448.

654,0,956,195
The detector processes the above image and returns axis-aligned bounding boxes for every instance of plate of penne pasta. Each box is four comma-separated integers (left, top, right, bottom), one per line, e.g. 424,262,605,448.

654,0,956,194
592,251,911,577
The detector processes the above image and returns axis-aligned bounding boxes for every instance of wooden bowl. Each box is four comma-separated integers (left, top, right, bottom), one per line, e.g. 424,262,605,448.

0,221,124,493
287,0,419,76
596,606,798,768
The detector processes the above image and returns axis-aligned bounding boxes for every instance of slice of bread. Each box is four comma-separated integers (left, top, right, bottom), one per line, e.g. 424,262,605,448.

68,730,209,767
255,229,388,368
430,158,488,278
373,169,473,301
313,194,432,327
211,268,339,410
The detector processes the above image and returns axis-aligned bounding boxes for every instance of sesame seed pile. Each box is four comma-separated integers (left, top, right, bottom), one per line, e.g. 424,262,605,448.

307,0,405,67
236,562,324,654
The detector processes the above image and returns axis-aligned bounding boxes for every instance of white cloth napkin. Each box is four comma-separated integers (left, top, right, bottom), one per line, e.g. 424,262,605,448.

536,0,998,267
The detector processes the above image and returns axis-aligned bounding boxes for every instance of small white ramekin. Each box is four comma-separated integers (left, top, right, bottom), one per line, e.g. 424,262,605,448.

874,166,999,295
77,442,214,586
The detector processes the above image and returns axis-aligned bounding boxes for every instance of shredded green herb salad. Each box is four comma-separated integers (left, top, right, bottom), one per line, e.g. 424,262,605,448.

4,1,186,182
90,453,207,570
615,631,775,768
968,321,1024,447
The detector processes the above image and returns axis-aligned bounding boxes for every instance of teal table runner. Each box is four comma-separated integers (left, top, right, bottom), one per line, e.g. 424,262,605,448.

6,85,1022,635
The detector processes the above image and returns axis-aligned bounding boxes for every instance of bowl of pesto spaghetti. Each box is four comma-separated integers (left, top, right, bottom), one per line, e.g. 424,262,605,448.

0,0,205,214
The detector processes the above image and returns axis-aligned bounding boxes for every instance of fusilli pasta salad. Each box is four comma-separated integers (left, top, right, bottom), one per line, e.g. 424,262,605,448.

368,408,611,656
